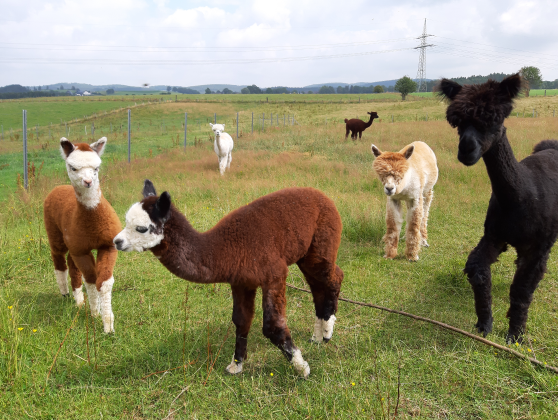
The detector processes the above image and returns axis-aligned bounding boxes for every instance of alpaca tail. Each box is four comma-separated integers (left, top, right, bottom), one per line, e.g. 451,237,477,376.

532,140,558,154
344,118,349,123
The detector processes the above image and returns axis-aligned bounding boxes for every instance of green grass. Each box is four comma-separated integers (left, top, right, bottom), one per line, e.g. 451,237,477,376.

1,97,558,418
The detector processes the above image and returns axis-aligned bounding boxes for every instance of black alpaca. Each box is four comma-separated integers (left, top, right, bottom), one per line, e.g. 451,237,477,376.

344,111,379,140
438,74,558,342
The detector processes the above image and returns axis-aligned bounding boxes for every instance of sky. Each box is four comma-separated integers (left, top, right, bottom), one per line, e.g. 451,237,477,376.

1,0,557,88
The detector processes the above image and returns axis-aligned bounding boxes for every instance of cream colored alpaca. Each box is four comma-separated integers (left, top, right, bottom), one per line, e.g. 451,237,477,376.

371,141,438,261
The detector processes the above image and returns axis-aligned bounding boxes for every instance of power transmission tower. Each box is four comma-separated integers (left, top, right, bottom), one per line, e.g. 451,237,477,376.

415,19,434,93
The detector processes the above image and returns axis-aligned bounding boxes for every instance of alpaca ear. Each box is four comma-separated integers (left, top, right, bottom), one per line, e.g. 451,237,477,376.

209,123,214,128
498,73,523,99
436,79,462,101
222,124,225,128
154,192,171,223
60,138,75,159
371,144,382,157
142,179,157,198
90,137,107,156
403,145,414,160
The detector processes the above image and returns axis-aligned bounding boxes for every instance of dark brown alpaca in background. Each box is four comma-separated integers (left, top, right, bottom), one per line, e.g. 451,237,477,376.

345,111,379,140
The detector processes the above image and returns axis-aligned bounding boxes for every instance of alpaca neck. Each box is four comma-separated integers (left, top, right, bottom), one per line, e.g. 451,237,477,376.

73,183,102,209
215,134,223,154
482,127,525,206
151,208,216,284
364,115,374,128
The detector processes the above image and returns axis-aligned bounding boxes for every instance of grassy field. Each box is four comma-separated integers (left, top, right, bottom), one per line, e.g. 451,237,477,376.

1,95,558,418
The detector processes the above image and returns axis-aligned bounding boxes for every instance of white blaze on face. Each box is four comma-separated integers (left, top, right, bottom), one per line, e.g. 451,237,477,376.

113,202,164,252
383,175,397,196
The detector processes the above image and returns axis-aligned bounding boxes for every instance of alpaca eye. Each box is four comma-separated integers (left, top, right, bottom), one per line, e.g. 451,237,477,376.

70,166,77,171
136,226,148,234
95,167,99,172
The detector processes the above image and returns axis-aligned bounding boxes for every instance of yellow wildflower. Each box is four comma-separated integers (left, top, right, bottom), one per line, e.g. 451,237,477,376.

270,372,273,376
18,327,23,331
8,306,12,309
33,329,37,333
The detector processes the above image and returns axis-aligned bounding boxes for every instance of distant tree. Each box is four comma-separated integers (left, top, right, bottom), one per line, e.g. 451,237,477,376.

241,87,250,94
167,86,171,93
205,88,212,94
38,86,42,91
318,85,335,94
373,85,384,93
246,84,262,94
223,87,233,94
106,88,115,95
60,85,64,90
266,88,273,94
71,86,75,90
172,87,177,92
519,66,543,97
307,90,313,94
394,76,417,100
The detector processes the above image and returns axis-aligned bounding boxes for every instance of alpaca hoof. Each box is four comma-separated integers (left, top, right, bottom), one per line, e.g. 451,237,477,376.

226,357,243,375
102,312,115,333
62,294,70,298
421,240,429,247
475,318,493,336
291,350,310,379
505,332,523,345
407,256,419,262
311,317,324,343
322,315,336,342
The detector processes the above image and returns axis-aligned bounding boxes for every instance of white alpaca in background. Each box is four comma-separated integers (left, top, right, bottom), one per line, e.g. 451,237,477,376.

210,123,234,175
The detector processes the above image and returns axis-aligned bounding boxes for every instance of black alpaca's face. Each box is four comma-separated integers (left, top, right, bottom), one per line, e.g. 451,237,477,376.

368,112,379,119
437,74,522,166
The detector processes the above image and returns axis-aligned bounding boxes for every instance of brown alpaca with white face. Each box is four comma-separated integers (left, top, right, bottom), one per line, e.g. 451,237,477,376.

114,180,344,378
44,137,121,333
371,141,438,261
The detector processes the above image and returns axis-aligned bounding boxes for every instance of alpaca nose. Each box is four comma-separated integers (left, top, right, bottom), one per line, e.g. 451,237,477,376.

114,238,123,250
84,180,92,188
385,186,394,195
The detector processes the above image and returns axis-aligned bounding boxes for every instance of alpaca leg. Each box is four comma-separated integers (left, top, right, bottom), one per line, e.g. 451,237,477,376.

96,247,118,333
345,127,350,139
464,236,505,336
69,254,100,317
405,197,424,261
51,252,69,296
262,277,310,378
506,250,549,343
69,253,95,307
359,131,362,139
383,198,403,259
420,189,434,247
218,156,227,175
67,254,85,307
299,261,344,343
226,286,257,375
227,152,232,169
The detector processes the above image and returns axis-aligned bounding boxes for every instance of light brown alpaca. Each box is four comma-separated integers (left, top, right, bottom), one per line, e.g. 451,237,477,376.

371,141,438,261
44,137,122,333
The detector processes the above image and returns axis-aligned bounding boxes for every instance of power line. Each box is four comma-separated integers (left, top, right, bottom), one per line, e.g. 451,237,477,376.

0,37,416,53
0,47,417,66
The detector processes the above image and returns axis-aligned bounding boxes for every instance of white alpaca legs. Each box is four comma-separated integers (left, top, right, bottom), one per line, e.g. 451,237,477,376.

219,157,227,176
226,152,232,169
311,316,324,342
322,315,337,342
84,280,101,317
55,269,69,295
291,349,310,379
226,355,243,374
73,285,84,307
99,276,115,333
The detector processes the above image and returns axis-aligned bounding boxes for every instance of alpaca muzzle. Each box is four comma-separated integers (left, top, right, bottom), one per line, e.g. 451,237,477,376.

458,126,483,166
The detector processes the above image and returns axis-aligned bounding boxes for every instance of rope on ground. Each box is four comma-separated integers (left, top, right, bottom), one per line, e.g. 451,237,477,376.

286,283,558,374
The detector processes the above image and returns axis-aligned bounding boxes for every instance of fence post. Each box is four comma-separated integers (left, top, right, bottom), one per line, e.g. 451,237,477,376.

236,112,239,139
533,109,535,118
23,110,28,190
92,123,95,137
251,112,253,133
128,109,131,163
65,122,68,136
184,112,188,149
